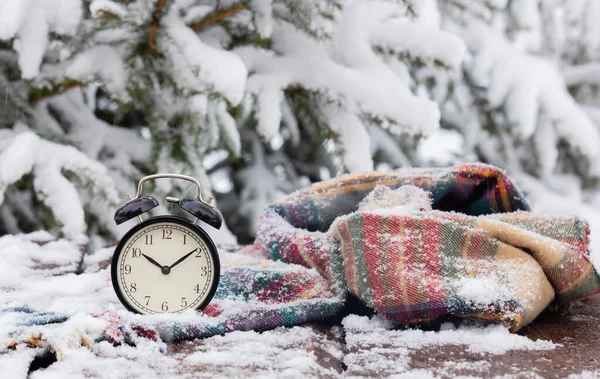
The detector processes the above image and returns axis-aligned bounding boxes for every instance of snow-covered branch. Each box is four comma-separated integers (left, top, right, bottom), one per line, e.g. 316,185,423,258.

564,63,600,86
0,129,119,242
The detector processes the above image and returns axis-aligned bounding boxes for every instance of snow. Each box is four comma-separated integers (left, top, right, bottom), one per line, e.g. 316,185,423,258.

343,315,556,377
455,277,512,306
250,0,273,39
568,371,600,379
212,99,241,156
160,4,248,106
357,185,432,216
463,21,600,159
322,105,373,173
89,0,127,18
1,0,600,374
255,87,283,141
0,129,119,241
0,1,31,40
182,327,342,377
417,129,464,166
0,223,593,378
1,0,82,78
67,45,127,95
235,0,466,172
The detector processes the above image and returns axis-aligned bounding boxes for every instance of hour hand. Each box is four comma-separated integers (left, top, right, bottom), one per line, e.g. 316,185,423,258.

142,253,163,269
169,248,198,269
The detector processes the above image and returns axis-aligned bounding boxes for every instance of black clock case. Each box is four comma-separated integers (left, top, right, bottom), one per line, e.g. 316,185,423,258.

111,215,221,314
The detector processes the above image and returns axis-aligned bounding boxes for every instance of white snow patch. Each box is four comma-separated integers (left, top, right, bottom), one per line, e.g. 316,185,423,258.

160,4,248,105
455,277,512,306
417,129,464,166
342,315,557,355
67,45,127,95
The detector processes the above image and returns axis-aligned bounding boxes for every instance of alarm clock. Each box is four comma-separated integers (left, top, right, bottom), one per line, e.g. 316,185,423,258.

110,174,221,315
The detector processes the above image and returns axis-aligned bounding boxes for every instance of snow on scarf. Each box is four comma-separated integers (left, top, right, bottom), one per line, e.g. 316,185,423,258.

2,164,599,356
256,163,600,331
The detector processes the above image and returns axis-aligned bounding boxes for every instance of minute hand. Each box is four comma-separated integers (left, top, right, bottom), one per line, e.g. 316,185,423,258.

169,248,198,269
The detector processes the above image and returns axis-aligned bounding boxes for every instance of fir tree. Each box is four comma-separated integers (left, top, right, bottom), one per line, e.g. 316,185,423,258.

1,0,599,250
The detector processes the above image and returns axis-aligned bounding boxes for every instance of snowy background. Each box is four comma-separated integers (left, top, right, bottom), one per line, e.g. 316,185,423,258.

2,0,600,377
1,0,600,260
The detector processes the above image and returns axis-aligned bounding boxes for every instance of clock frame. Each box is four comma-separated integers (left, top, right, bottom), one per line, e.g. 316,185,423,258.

111,215,220,315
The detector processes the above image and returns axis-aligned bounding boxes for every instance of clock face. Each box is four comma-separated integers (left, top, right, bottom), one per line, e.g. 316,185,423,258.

111,217,219,314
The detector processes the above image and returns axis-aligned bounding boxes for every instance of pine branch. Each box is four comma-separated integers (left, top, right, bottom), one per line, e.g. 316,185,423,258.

188,4,248,31
29,79,83,103
148,0,168,52
285,87,337,142
401,0,417,17
564,63,600,86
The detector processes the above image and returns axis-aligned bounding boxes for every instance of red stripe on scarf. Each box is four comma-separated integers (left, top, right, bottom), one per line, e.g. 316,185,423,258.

423,218,446,304
403,217,421,311
387,215,406,313
557,256,589,291
256,272,305,303
363,213,387,308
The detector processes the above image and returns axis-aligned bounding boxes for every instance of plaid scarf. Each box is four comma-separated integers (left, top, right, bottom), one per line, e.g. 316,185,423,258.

2,164,599,351
256,164,600,331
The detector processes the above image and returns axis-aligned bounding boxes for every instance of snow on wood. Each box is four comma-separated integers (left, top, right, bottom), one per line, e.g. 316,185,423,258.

343,314,556,377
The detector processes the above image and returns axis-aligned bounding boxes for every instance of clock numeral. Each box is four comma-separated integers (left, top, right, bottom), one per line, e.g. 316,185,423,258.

132,248,141,258
145,235,153,245
124,264,132,275
194,284,200,294
162,229,172,239
183,235,187,245
144,296,151,306
195,249,202,257
181,297,188,308
200,266,208,276
161,301,168,312
130,283,137,293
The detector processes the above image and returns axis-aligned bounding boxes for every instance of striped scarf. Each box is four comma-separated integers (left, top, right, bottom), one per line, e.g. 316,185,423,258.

257,164,600,331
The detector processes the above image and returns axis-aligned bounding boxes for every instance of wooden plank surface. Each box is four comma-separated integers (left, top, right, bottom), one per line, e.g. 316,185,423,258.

162,297,600,378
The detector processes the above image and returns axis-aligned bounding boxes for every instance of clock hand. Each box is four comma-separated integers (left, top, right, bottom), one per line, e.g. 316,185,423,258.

169,248,198,270
142,253,163,269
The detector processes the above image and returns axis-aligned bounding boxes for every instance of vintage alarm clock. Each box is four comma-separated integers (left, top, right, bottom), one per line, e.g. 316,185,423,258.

111,174,221,315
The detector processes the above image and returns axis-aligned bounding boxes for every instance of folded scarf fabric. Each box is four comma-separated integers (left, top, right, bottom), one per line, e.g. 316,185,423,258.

257,164,600,331
2,164,599,351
